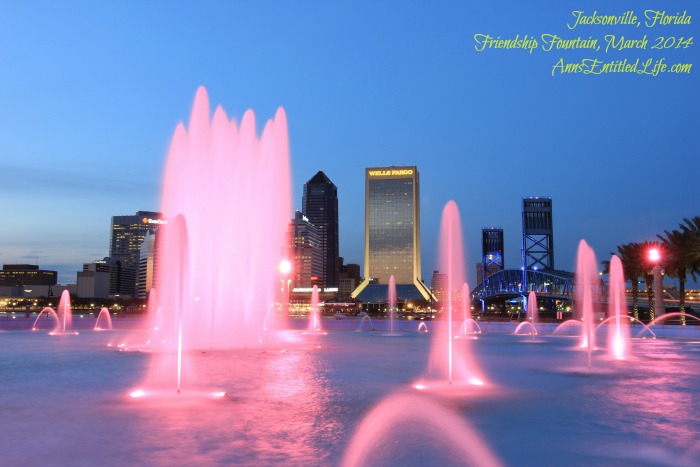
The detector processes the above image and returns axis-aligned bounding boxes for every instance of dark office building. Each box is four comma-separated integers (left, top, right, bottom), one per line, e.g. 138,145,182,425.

109,211,165,296
0,264,57,287
302,171,339,288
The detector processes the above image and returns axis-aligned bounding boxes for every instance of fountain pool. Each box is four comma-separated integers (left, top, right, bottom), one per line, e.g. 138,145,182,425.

2,318,699,466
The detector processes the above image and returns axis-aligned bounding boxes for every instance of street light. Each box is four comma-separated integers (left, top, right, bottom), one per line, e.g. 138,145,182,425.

647,245,664,320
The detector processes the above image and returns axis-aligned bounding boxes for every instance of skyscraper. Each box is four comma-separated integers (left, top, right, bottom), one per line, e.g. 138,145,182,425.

302,171,339,288
109,211,165,296
352,166,431,302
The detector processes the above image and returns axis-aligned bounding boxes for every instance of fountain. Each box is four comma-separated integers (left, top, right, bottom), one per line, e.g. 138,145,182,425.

306,285,324,334
6,88,700,464
94,307,113,331
31,307,59,331
33,291,79,335
576,239,599,369
417,201,485,390
357,314,375,331
514,291,538,340
383,275,401,336
136,87,291,395
342,392,502,466
606,255,630,360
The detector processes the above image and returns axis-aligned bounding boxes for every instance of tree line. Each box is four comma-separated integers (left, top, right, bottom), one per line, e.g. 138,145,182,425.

609,216,700,325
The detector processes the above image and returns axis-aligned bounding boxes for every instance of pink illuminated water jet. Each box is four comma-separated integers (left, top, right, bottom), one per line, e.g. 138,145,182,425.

342,392,502,466
383,275,401,336
576,240,599,368
94,307,113,331
606,255,630,360
307,285,323,334
137,87,291,395
419,201,485,390
31,307,59,331
514,291,538,341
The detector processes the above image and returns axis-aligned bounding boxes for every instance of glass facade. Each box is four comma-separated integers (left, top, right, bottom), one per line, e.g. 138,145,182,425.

109,210,163,295
368,177,415,284
302,171,339,288
353,166,432,301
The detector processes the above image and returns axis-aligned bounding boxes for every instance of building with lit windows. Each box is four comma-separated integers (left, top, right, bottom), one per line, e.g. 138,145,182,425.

288,211,323,289
352,166,432,302
109,211,165,297
302,171,339,288
76,260,110,299
136,231,157,299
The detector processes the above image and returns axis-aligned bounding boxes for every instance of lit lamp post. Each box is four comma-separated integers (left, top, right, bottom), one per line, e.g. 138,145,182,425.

647,246,664,321
279,260,292,317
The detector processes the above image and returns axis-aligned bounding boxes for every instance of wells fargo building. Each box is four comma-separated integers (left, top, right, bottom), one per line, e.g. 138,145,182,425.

352,166,432,302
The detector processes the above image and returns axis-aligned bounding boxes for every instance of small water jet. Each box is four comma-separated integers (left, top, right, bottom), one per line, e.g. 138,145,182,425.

417,321,429,333
305,285,325,334
514,291,538,341
552,319,583,336
31,307,59,331
648,312,700,327
94,307,113,331
357,314,375,331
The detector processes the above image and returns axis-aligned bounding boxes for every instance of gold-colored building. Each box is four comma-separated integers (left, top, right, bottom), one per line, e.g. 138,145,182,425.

352,166,432,302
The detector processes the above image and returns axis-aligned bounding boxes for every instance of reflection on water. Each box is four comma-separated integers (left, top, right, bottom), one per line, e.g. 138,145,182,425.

1,324,700,465
594,339,700,456
129,344,340,465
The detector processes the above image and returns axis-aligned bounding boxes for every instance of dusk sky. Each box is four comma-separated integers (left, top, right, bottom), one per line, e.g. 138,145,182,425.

1,0,698,287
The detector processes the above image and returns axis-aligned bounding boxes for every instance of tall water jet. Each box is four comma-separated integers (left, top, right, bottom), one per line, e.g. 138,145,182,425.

384,275,401,336
576,240,599,369
527,291,538,327
607,255,630,360
137,87,291,395
419,201,484,389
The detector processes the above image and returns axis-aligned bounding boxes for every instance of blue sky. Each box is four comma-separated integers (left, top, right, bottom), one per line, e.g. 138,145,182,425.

1,0,698,287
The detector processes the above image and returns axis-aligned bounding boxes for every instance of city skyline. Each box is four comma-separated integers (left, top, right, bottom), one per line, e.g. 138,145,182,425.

1,1,698,287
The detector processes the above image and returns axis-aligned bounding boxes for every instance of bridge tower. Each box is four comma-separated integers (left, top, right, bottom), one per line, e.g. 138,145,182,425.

521,197,554,290
480,228,504,284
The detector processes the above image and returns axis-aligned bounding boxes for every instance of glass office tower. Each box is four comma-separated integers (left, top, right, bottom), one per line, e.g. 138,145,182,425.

302,171,339,288
352,166,431,302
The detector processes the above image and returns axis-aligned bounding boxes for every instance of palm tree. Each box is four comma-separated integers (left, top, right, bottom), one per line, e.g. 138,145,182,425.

680,216,700,273
612,242,645,320
658,228,699,325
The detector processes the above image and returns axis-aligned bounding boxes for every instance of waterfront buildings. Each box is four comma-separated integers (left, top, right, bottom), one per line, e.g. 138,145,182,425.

352,166,432,302
76,260,110,299
109,211,164,297
302,171,339,288
288,211,323,289
0,264,57,297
